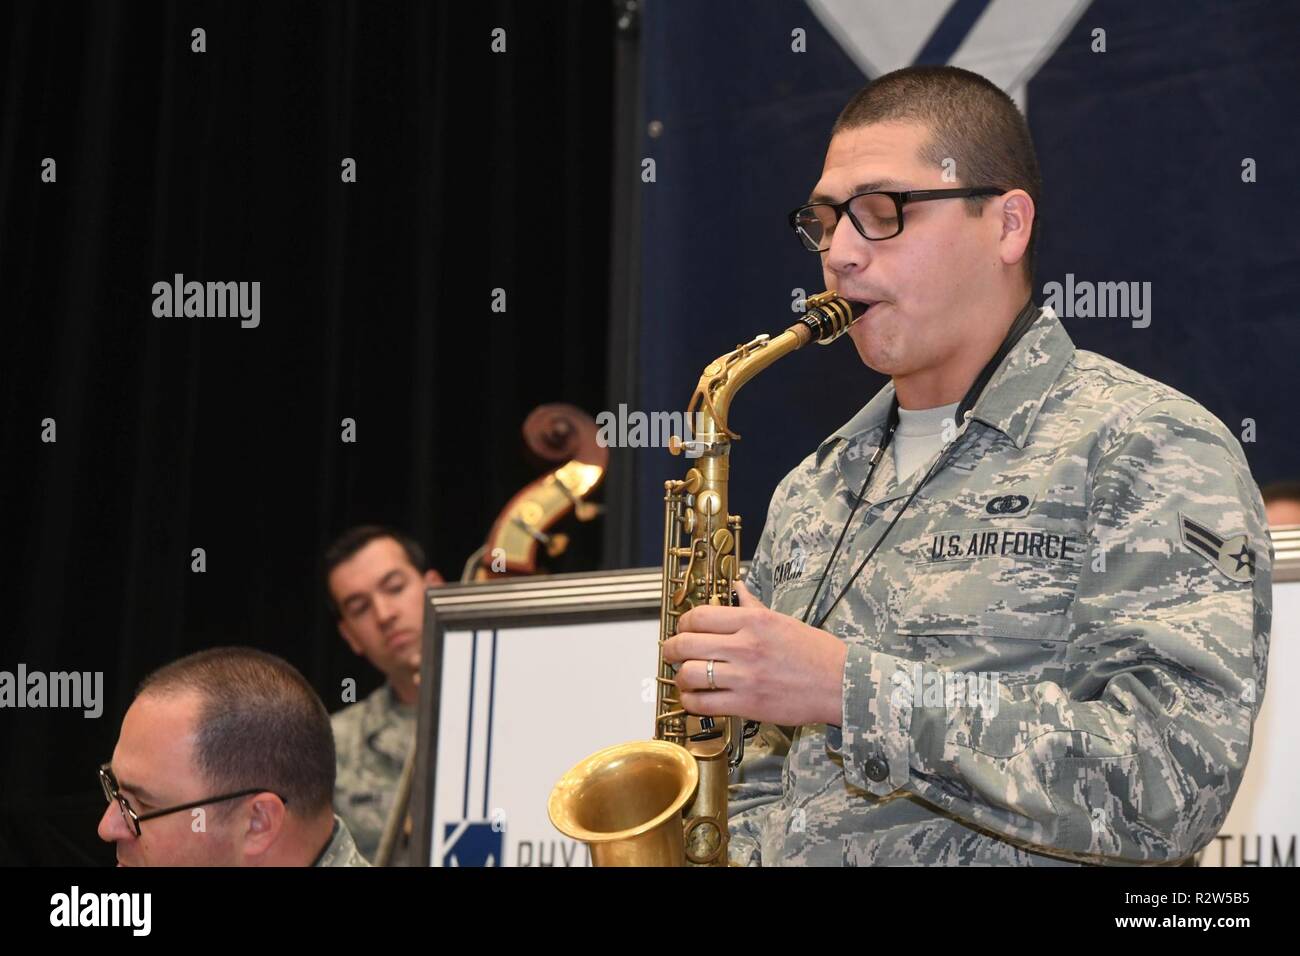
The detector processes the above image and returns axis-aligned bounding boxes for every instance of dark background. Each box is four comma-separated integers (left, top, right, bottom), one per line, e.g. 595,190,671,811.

0,0,615,864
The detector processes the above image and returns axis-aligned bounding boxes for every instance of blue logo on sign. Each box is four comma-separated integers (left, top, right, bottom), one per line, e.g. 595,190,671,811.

443,821,503,866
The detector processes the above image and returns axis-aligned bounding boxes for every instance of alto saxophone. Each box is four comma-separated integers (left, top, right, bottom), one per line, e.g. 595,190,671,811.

547,291,865,866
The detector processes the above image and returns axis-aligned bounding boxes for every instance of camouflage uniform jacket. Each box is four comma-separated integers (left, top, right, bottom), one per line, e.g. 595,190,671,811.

731,304,1272,866
314,815,372,867
331,683,415,864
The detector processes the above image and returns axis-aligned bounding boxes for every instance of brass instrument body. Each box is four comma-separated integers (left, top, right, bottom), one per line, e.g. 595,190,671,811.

548,291,863,866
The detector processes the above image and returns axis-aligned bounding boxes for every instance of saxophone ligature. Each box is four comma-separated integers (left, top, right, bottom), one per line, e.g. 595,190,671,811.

547,291,866,866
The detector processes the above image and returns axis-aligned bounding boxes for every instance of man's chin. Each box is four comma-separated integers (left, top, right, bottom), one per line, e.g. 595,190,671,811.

848,335,902,377
382,656,420,684
847,307,911,375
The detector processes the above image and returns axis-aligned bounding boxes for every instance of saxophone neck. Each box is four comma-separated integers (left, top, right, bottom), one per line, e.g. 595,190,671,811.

677,291,863,445
683,328,804,445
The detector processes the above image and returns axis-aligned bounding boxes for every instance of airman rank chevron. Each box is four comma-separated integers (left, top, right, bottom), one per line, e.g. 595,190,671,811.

1180,513,1255,582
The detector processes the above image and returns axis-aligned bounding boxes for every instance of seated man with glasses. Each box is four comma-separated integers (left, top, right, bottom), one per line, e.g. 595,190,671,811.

98,647,368,866
665,65,1270,866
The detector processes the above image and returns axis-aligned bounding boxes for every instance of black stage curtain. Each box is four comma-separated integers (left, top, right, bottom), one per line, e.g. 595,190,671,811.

0,1,614,864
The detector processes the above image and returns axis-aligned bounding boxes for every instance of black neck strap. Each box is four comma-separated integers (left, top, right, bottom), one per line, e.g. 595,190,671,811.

955,296,1040,426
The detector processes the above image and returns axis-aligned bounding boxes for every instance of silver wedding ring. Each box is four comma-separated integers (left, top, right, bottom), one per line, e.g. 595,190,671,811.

707,659,717,691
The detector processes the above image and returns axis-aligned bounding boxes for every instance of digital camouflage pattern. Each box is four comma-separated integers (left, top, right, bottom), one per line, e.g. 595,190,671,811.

331,683,415,864
315,815,372,867
731,305,1272,866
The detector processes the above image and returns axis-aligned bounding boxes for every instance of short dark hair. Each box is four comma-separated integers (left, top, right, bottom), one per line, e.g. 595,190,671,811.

322,525,428,620
1262,480,1300,505
832,65,1043,285
136,647,335,818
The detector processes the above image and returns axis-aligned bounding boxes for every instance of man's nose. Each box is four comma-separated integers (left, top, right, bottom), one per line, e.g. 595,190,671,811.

97,802,131,843
824,212,872,277
373,594,399,624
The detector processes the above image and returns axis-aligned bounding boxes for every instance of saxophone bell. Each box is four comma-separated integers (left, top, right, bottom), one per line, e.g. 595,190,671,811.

547,740,699,867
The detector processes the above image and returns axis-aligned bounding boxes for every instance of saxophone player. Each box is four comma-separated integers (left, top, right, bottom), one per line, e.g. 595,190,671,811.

663,65,1271,866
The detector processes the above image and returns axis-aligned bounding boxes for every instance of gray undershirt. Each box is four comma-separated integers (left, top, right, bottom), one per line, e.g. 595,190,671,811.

892,400,960,483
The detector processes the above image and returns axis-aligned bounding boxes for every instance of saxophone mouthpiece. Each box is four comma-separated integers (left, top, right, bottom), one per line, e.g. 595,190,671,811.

799,291,867,345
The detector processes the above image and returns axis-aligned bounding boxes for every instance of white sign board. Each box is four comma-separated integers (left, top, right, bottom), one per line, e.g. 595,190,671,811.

429,620,659,867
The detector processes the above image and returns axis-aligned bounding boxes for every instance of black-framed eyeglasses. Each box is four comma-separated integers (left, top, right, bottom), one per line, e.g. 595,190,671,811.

98,762,287,837
788,187,1006,251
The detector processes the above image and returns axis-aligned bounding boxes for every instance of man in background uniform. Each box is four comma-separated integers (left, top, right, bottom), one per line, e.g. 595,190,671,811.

665,65,1271,865
324,525,444,863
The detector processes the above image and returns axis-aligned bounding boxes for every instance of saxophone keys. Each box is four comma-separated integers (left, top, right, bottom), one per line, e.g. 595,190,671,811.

684,819,724,866
718,554,736,581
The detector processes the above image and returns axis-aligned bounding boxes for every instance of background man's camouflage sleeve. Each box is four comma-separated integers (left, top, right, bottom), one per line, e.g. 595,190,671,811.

332,685,415,863
836,399,1271,862
727,468,796,866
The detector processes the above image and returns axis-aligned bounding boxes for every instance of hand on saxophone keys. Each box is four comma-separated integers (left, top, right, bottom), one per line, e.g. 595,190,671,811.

661,578,850,728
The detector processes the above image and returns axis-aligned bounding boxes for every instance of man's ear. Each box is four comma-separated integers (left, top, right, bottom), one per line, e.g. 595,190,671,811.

997,189,1035,269
240,793,288,860
424,568,445,588
337,619,364,656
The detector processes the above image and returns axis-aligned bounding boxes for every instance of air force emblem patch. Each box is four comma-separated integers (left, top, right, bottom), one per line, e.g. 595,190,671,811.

1180,513,1255,582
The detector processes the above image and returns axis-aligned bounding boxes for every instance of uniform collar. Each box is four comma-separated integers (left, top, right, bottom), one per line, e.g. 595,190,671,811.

310,816,342,867
312,814,370,867
816,301,1074,468
383,681,415,716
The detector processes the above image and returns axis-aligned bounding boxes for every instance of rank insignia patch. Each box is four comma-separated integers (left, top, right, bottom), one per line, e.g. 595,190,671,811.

1180,513,1255,582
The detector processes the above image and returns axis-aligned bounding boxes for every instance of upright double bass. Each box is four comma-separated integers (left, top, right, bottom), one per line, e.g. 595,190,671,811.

376,403,606,866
